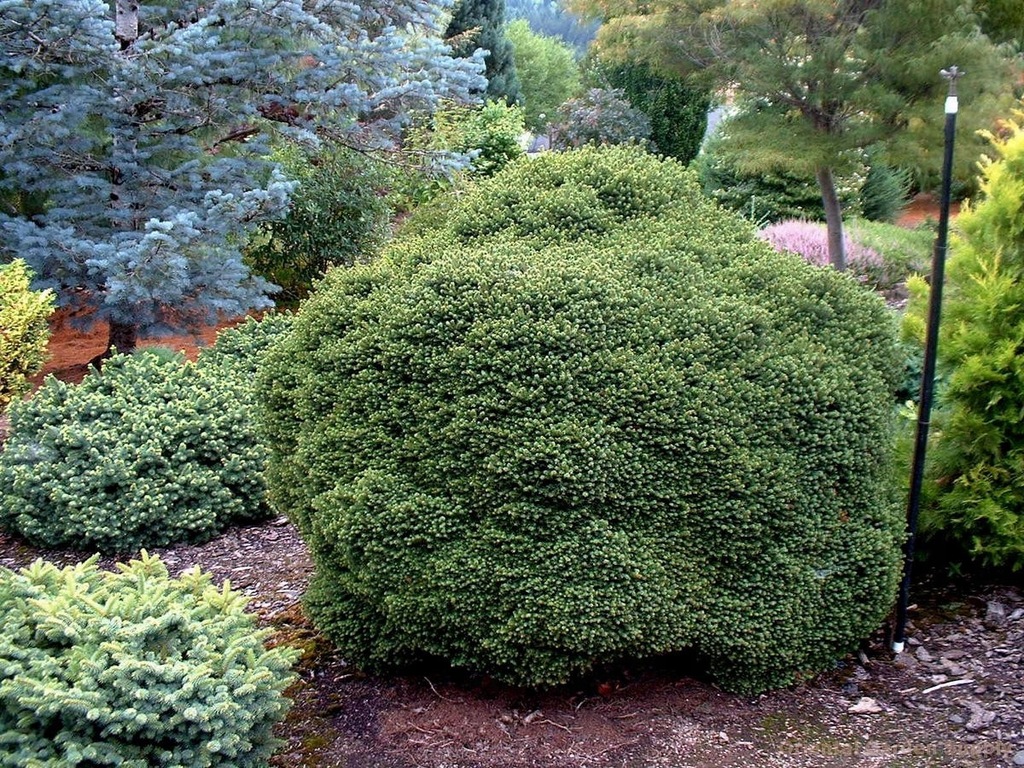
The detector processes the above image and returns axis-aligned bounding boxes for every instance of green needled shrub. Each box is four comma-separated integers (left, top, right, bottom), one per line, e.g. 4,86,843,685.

0,350,271,554
244,143,392,305
0,260,53,412
0,552,297,767
907,115,1024,571
197,313,294,381
259,146,903,694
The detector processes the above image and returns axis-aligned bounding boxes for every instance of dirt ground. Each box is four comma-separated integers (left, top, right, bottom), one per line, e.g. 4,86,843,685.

4,195,1022,767
1,517,1021,768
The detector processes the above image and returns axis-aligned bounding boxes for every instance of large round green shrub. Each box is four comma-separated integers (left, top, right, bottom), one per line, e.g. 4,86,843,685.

259,146,903,694
0,552,297,767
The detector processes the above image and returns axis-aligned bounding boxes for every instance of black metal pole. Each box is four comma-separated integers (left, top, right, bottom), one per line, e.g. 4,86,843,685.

892,66,962,653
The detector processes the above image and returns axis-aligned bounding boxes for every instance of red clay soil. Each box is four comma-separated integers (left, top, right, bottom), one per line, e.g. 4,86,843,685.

895,192,958,229
35,309,252,386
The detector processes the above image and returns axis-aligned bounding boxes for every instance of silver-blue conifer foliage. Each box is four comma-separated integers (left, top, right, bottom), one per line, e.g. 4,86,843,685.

0,0,484,345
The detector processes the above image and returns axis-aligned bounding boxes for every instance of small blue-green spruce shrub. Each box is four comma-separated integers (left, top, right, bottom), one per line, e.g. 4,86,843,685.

0,350,270,553
259,146,904,695
0,552,297,767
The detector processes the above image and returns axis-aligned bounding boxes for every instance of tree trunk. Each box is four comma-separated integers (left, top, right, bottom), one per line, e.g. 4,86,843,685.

88,320,138,367
816,166,847,271
101,1,140,365
108,320,138,356
115,1,139,49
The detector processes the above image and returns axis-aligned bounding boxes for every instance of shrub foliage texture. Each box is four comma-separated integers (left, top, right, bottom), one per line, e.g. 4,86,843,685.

0,552,296,767
909,116,1024,570
244,144,391,304
0,260,53,412
259,146,903,694
0,315,290,553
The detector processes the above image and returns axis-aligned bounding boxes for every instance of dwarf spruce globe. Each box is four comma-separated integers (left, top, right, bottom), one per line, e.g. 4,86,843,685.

259,146,903,694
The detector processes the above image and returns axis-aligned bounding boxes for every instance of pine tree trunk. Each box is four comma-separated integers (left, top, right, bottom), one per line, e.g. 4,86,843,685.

89,320,138,367
101,0,140,365
816,166,847,272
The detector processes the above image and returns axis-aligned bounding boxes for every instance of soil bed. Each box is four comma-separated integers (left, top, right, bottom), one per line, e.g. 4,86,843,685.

1,519,1021,768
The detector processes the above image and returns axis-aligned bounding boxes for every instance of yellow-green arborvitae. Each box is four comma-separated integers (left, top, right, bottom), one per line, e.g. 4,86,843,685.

0,260,53,411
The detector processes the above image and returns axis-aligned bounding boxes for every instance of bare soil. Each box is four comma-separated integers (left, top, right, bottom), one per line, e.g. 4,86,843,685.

895,192,960,230
4,215,1022,767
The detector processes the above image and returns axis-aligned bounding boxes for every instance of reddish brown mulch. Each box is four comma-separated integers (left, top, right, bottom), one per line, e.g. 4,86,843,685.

34,308,252,386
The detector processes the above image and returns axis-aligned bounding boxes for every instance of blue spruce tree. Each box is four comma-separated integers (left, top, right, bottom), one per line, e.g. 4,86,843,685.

0,0,483,355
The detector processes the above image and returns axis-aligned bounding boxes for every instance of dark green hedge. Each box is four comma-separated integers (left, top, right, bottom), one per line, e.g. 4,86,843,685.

259,146,903,694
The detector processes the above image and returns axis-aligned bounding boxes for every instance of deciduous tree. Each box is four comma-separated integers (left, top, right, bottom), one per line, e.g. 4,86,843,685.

507,19,581,131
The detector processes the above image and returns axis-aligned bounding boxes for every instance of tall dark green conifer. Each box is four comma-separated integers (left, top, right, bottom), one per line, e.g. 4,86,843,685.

446,0,522,104
589,59,709,164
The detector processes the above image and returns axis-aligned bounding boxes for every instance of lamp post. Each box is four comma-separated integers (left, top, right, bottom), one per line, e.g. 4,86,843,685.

892,66,962,653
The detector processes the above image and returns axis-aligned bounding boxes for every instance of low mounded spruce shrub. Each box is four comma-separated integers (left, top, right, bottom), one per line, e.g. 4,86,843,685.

0,552,297,767
196,313,294,381
259,146,903,694
0,259,53,412
0,349,271,553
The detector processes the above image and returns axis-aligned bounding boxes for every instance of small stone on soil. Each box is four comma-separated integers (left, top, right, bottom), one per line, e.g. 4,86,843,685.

964,702,996,731
985,601,1008,627
848,697,883,714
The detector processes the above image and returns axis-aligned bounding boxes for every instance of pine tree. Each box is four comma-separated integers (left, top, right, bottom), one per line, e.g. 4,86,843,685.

0,0,483,356
446,0,523,104
573,0,1014,270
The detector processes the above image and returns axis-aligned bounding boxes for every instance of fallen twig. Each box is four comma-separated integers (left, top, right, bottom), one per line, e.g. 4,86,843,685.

921,679,974,694
536,718,572,733
424,677,462,703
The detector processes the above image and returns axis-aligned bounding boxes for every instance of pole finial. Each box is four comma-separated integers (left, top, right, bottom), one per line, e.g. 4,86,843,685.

941,66,963,96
